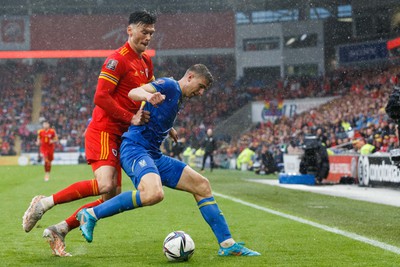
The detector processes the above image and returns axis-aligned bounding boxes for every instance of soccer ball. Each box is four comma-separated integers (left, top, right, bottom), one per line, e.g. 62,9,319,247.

163,231,195,262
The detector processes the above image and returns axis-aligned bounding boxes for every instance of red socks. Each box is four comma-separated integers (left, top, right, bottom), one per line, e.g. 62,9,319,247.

53,179,99,204
65,198,104,229
44,160,51,172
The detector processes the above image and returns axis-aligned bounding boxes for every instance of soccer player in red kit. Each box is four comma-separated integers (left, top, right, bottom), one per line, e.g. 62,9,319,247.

22,11,177,257
37,121,58,182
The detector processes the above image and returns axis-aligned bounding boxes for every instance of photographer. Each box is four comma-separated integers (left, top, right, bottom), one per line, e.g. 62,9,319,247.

385,74,400,166
254,144,278,175
171,137,186,161
299,135,330,184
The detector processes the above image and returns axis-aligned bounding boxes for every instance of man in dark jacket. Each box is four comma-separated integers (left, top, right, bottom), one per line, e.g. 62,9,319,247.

201,128,217,172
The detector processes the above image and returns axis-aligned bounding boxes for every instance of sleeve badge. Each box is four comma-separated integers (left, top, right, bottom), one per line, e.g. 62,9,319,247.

106,59,118,71
154,79,165,85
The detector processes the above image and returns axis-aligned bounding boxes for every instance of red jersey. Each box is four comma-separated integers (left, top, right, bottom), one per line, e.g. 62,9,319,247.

89,42,154,136
37,128,57,151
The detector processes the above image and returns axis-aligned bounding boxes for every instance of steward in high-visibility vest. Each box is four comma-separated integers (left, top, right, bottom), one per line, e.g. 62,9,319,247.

360,143,375,155
236,147,256,170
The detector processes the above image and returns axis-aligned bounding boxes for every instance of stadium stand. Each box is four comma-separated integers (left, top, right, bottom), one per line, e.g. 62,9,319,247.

230,66,400,166
0,61,35,155
6,57,397,170
20,59,102,153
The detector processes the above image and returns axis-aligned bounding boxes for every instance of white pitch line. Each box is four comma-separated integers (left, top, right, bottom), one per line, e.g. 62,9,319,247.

213,192,400,255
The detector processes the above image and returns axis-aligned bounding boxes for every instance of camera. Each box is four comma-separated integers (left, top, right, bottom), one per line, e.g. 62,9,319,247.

385,80,400,168
390,148,400,168
299,135,329,183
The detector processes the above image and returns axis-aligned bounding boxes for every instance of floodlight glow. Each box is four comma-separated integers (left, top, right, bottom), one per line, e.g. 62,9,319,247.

286,38,296,46
0,49,156,59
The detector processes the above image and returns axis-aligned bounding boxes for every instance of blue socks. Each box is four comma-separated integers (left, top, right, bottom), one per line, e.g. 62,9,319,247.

91,192,231,244
198,196,232,243
93,190,142,219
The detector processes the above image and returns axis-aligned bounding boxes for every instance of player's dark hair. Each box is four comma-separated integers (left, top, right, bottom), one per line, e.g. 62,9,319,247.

188,64,214,88
129,11,157,25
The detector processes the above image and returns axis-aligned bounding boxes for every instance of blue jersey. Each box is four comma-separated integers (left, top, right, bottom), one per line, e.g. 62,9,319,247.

121,77,182,154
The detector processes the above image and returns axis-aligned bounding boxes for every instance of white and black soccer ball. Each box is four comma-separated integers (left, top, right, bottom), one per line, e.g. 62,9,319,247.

163,231,195,262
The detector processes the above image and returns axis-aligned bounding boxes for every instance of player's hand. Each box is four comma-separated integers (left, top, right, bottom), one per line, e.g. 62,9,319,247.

147,92,165,107
169,128,178,143
131,109,150,126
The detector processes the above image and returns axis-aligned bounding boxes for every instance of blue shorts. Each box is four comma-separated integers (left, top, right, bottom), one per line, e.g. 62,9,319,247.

120,141,187,189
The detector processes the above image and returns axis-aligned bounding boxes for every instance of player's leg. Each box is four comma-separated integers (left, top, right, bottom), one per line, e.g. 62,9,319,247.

47,150,54,181
22,177,103,232
176,165,260,256
43,151,51,181
43,166,119,256
43,163,121,255
209,153,214,172
201,153,207,171
77,176,161,242
43,198,103,256
77,150,162,242
22,129,119,233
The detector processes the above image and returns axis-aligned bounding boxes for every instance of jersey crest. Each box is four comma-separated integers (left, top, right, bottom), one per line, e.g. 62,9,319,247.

139,159,147,167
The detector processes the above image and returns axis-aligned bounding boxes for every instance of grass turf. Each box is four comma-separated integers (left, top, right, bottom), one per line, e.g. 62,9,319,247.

1,165,399,266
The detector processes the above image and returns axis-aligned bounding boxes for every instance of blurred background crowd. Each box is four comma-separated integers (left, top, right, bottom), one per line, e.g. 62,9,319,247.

1,57,398,172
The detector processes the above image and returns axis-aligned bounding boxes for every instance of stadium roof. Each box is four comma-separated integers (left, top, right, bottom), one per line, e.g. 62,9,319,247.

1,0,353,16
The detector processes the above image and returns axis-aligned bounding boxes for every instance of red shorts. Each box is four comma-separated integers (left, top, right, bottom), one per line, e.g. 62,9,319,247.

40,148,54,162
85,127,122,186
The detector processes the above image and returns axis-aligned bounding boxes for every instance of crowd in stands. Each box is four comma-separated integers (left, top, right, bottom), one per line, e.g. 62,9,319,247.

0,61,35,155
1,56,400,169
34,59,101,152
230,66,400,167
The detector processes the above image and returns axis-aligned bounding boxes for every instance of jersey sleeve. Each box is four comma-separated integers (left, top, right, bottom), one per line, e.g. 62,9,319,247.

150,78,176,95
94,55,134,124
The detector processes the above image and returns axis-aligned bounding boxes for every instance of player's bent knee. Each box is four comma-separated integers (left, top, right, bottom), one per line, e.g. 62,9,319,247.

97,180,115,194
143,188,164,205
197,177,212,196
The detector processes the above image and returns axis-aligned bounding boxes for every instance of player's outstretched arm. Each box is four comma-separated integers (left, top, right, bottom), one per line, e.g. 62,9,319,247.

128,84,165,107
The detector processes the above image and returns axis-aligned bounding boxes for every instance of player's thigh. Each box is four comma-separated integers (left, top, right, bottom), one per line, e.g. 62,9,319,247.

121,146,160,189
42,150,52,161
155,155,186,188
137,172,163,194
175,165,212,197
47,150,54,161
85,127,120,169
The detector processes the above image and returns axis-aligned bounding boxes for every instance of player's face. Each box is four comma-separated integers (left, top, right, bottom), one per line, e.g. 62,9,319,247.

43,122,50,129
127,23,155,55
186,75,208,98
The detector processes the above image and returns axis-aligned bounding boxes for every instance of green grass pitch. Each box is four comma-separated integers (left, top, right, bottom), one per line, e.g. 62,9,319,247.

1,165,399,266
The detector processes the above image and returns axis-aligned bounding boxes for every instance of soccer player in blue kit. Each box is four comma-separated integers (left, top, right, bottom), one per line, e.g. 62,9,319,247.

77,64,260,256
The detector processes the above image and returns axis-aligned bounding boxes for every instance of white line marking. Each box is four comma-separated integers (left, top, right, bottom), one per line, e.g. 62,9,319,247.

214,192,400,255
